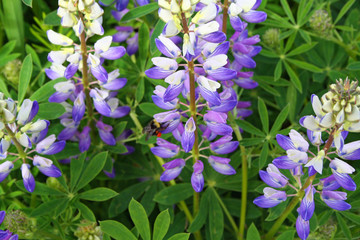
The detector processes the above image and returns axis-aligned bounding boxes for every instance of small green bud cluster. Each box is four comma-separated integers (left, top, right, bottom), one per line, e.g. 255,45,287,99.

3,210,34,238
1,59,21,87
74,220,103,240
309,10,332,35
263,28,280,49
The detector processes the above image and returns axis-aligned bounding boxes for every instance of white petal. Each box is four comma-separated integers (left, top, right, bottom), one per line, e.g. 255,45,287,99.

95,36,113,53
289,129,309,152
152,57,178,70
235,0,256,12
204,54,228,70
47,30,74,46
196,21,219,36
191,3,217,24
332,158,355,174
198,76,221,92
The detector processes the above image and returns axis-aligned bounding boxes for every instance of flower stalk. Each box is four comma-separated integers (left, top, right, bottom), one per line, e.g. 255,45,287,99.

264,126,338,240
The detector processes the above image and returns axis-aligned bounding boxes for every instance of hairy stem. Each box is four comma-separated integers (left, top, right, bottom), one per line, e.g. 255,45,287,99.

211,187,239,235
129,111,194,223
4,124,26,160
228,112,247,240
264,126,338,240
79,13,96,140
222,0,229,33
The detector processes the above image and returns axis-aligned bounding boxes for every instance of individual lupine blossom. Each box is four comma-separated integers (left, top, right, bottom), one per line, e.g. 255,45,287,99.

147,0,246,192
0,211,18,240
254,79,360,240
45,1,130,151
0,95,64,193
100,0,150,55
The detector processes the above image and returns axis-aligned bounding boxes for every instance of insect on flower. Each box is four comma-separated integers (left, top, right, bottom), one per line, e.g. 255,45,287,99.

143,119,170,140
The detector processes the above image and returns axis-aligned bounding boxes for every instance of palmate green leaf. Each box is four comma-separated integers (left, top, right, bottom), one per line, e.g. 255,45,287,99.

18,54,33,104
239,138,265,146
259,49,278,58
284,32,297,53
44,10,61,26
258,142,269,169
136,77,145,103
336,212,352,240
340,211,360,224
22,0,32,7
283,61,302,93
286,42,317,57
30,78,66,102
79,187,118,201
275,230,295,240
37,102,66,120
153,209,171,240
139,24,150,70
121,2,158,22
74,152,108,192
347,61,360,71
208,189,224,240
129,198,151,240
154,183,194,205
141,181,159,215
108,181,151,217
334,0,356,24
274,60,282,81
15,181,66,196
246,223,261,240
168,233,190,240
0,76,11,98
139,102,163,117
151,20,166,54
286,58,323,73
280,0,295,23
299,29,311,43
297,0,314,26
258,98,269,133
236,120,265,137
74,201,96,222
0,40,17,57
188,188,210,232
25,45,41,68
30,198,68,217
100,220,137,240
270,105,289,137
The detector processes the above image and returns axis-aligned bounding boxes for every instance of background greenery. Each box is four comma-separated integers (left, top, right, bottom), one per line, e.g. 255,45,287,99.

0,0,360,239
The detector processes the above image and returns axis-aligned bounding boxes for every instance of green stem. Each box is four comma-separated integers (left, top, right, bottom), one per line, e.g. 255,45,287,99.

211,187,239,235
129,111,194,224
4,124,26,159
264,126,338,240
228,112,247,240
79,13,96,141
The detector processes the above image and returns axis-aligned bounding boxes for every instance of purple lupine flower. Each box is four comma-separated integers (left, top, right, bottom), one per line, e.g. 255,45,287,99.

78,126,91,152
33,156,62,177
259,164,288,188
320,190,351,211
153,110,181,133
320,175,341,191
296,210,310,240
299,186,315,221
337,140,360,160
329,158,356,191
96,120,116,146
160,159,185,181
208,156,236,175
273,130,309,169
210,135,238,154
253,187,287,208
21,164,35,192
181,117,196,153
151,138,180,158
204,111,233,135
191,160,204,192
36,134,66,155
0,161,13,182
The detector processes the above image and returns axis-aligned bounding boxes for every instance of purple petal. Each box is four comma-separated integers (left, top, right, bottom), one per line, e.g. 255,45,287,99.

332,170,356,191
230,16,245,32
296,214,310,240
145,67,175,79
299,186,315,221
78,126,91,152
151,146,179,158
91,65,108,83
102,78,127,90
207,67,237,81
72,92,86,123
191,160,204,192
208,155,236,175
201,31,226,43
272,156,301,169
241,10,267,23
253,195,283,208
101,46,126,60
64,63,79,79
110,106,130,118
160,158,185,181
40,141,66,155
276,134,295,150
